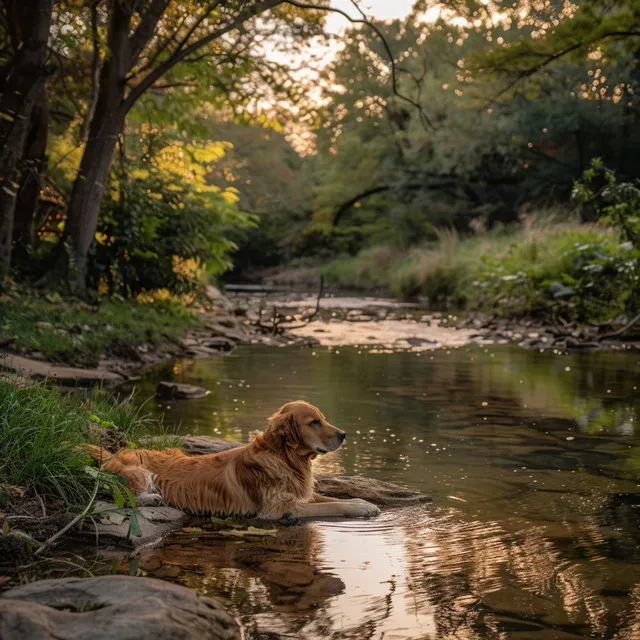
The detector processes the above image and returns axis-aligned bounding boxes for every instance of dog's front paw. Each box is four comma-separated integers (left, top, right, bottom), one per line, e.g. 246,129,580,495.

344,498,380,518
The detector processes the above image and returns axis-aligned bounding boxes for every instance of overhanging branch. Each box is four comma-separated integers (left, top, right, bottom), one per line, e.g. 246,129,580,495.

283,0,435,129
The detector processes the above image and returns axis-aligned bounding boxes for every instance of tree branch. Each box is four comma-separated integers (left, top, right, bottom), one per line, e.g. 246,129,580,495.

122,0,282,114
283,0,434,129
82,0,101,141
129,0,171,67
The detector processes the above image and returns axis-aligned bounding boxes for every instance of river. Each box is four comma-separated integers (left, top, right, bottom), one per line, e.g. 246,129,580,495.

87,341,640,639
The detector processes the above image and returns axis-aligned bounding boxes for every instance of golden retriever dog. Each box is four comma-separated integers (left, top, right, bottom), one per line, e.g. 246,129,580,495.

85,401,380,520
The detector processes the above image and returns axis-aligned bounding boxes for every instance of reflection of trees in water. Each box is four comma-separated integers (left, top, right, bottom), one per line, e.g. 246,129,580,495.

399,509,622,638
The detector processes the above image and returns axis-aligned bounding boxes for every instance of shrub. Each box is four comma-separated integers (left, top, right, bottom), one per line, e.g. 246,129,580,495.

469,227,639,321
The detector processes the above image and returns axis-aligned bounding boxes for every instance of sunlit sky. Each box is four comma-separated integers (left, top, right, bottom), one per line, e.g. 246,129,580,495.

324,0,416,32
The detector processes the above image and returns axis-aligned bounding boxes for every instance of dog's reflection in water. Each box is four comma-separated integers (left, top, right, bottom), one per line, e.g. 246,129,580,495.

127,522,344,612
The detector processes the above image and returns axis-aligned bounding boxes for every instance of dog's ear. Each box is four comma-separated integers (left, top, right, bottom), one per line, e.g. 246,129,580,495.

264,408,300,450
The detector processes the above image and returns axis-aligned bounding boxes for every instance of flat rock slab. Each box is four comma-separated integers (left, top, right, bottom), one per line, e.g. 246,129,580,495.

156,381,209,399
0,352,123,387
315,474,431,507
168,435,429,506
0,575,241,640
72,501,188,549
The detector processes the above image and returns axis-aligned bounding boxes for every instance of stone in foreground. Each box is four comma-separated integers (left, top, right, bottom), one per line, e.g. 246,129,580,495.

0,575,241,640
156,381,209,399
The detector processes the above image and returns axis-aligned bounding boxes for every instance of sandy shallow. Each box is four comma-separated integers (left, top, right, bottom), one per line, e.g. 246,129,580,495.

287,317,478,350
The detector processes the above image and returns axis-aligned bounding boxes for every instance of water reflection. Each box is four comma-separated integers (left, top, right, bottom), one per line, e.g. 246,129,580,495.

117,345,640,639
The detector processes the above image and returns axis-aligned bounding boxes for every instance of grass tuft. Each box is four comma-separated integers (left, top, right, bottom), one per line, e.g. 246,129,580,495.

0,379,164,506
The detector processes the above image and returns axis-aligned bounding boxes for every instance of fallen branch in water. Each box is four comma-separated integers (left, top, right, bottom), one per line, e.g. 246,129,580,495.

255,276,324,335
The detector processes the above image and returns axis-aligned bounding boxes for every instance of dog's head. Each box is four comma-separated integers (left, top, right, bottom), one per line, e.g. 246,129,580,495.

264,401,346,457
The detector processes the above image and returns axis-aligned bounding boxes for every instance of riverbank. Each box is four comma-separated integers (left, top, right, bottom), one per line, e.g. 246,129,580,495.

257,221,640,339
0,285,313,385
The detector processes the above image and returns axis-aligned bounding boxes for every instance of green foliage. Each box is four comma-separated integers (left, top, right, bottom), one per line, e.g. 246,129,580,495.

89,129,255,297
0,291,197,367
0,380,162,506
470,227,639,321
572,158,640,246
320,218,640,323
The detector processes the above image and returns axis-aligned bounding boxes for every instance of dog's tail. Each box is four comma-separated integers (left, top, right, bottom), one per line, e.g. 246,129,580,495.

77,443,114,465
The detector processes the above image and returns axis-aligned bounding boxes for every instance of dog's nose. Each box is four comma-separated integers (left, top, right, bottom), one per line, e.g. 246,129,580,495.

337,430,346,442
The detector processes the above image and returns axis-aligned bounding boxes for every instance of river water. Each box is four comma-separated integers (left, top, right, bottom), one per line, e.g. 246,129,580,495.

99,342,640,640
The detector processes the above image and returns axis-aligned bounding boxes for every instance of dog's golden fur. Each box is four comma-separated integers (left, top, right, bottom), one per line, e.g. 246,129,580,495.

84,400,380,520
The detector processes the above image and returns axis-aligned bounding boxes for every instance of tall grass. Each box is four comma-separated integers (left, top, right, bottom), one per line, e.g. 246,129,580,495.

320,219,639,322
0,380,162,505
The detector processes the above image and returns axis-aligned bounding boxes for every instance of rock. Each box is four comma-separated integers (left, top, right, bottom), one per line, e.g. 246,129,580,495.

0,352,124,387
178,337,201,349
0,575,241,640
204,322,248,343
204,285,233,310
315,474,431,507
346,310,377,322
403,337,437,347
26,351,47,361
156,381,209,399
71,501,189,549
564,337,602,351
204,337,236,352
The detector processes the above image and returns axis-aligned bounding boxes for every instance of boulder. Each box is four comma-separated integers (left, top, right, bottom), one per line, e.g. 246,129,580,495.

0,575,241,640
156,381,209,400
71,501,189,549
204,285,233,310
203,337,236,352
315,474,431,507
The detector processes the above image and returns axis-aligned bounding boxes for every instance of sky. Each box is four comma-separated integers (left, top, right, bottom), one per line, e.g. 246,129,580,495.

324,0,416,32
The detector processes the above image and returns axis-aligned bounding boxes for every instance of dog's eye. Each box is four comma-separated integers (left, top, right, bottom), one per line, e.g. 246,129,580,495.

310,419,321,428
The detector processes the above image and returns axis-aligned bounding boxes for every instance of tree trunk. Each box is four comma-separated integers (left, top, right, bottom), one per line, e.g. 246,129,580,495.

63,1,132,294
64,107,125,293
0,0,53,277
14,89,49,251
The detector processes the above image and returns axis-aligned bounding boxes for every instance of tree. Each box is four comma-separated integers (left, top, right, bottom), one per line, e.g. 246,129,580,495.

0,0,53,277
57,0,334,293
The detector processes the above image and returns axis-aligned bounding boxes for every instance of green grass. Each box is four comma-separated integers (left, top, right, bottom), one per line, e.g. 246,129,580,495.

0,380,165,506
0,293,199,367
320,221,640,323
